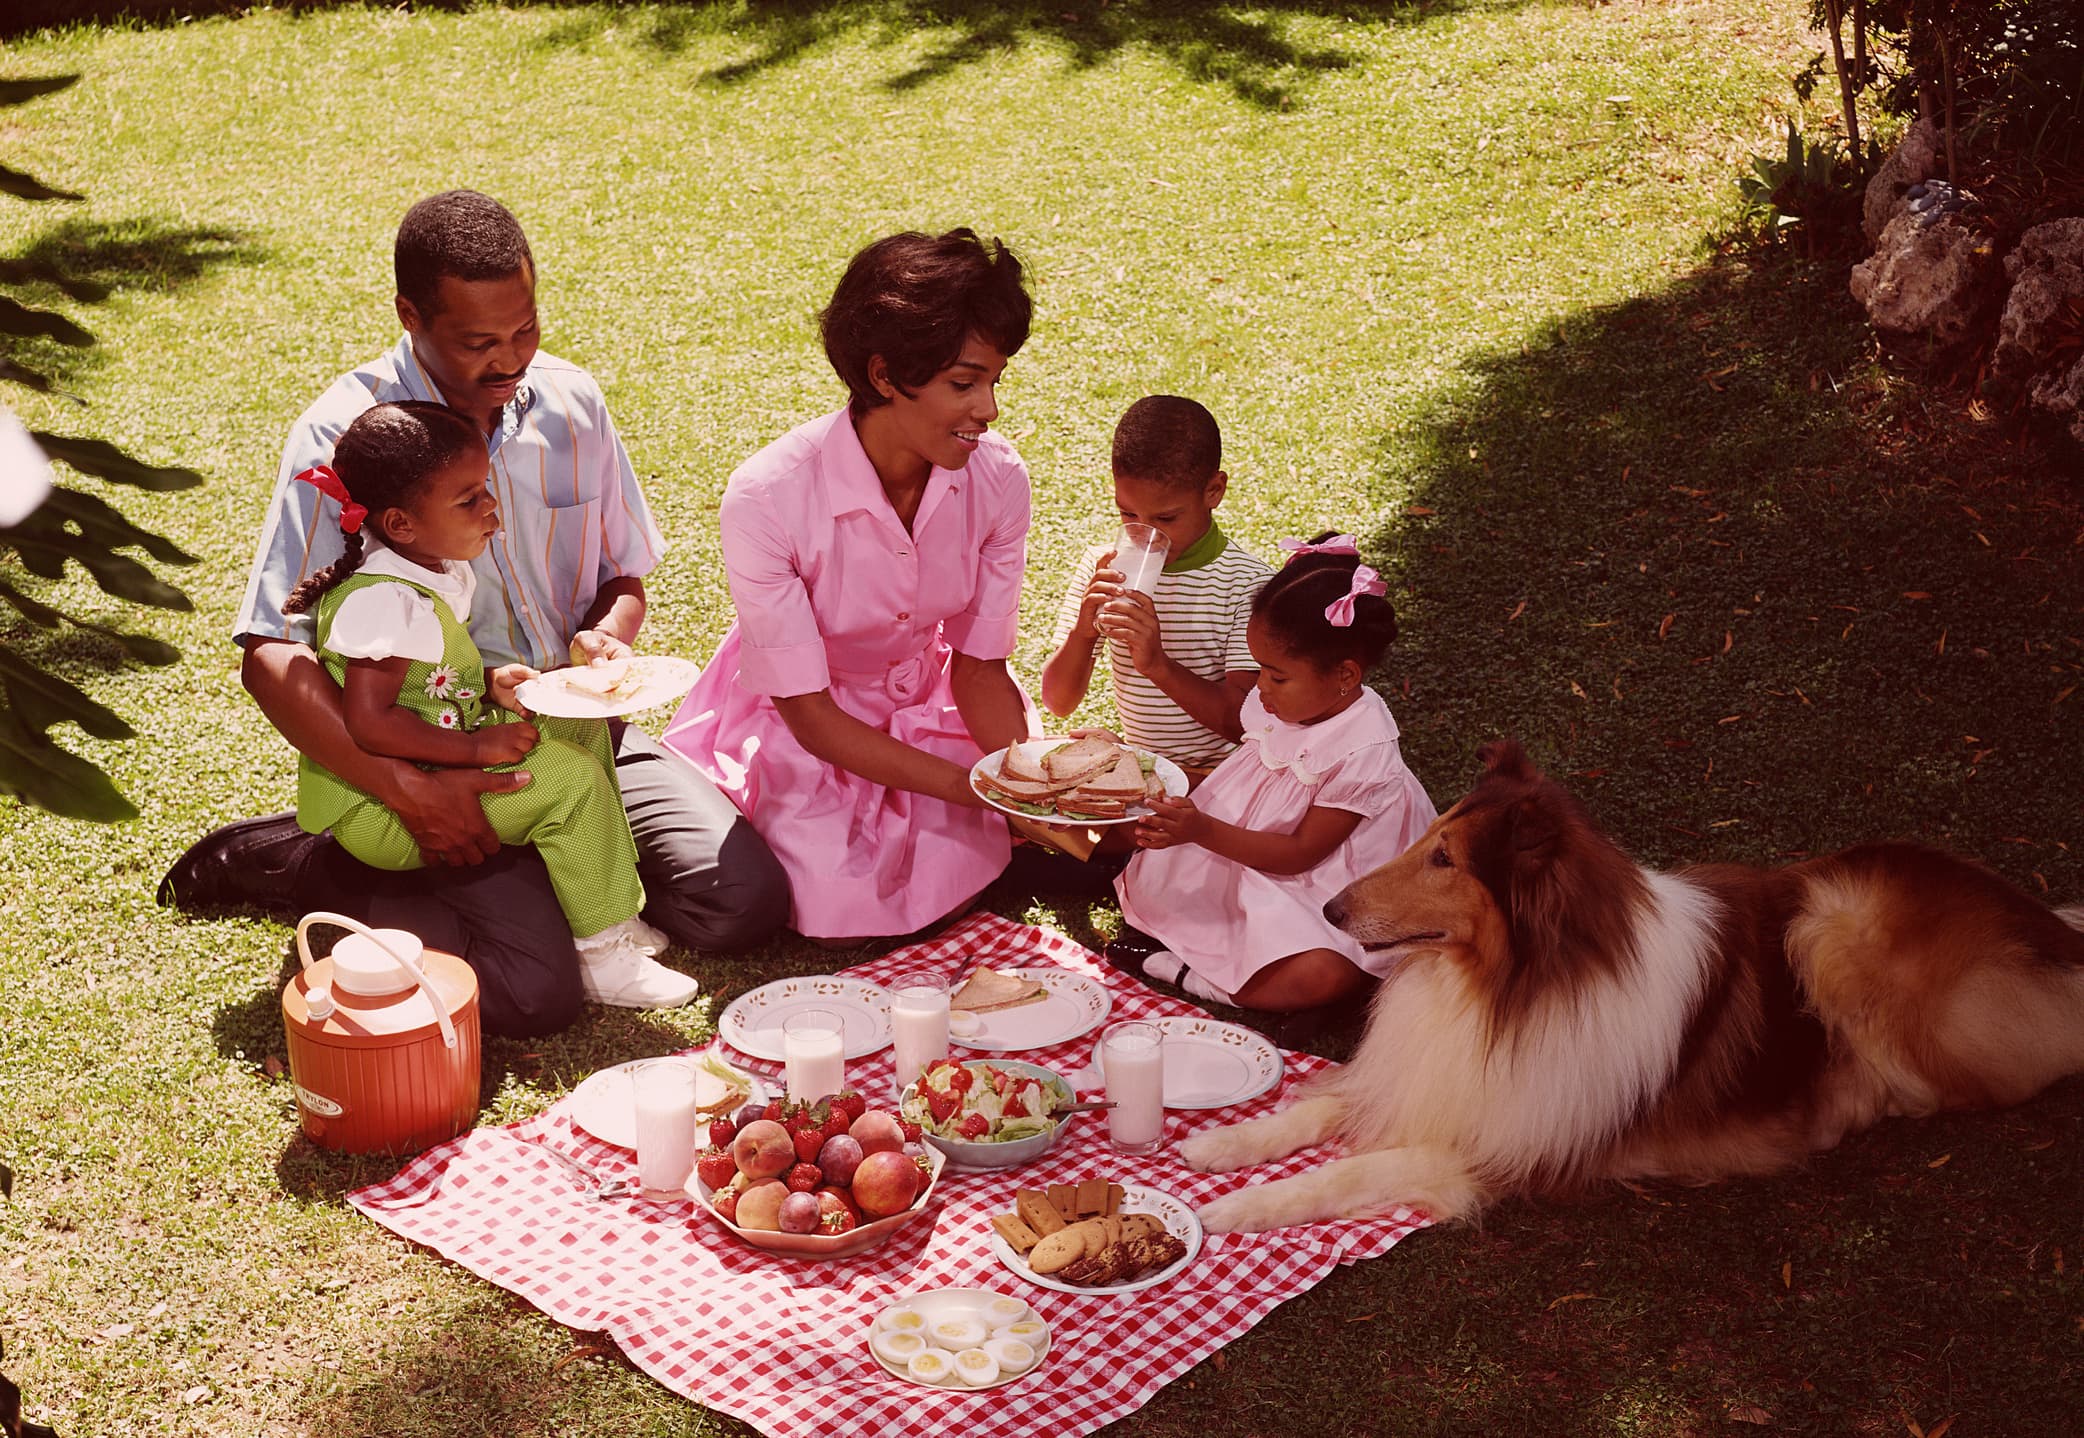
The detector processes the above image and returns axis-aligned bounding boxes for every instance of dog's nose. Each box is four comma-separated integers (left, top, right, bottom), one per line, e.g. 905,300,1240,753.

1323,894,1348,930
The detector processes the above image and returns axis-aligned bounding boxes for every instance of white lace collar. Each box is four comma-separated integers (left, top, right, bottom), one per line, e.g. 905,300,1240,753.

1240,686,1397,785
359,537,476,624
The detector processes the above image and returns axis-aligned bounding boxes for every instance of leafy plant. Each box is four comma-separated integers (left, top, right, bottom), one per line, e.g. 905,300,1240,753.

1739,119,1865,254
0,72,202,821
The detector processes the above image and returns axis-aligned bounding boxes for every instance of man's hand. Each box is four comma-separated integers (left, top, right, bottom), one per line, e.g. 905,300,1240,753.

568,628,634,666
1134,794,1205,850
387,764,530,866
1096,589,1165,674
487,662,539,715
1068,549,1124,644
473,720,540,767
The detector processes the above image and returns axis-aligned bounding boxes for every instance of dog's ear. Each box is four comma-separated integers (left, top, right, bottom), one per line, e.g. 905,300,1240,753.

1506,793,1562,863
1476,740,1537,784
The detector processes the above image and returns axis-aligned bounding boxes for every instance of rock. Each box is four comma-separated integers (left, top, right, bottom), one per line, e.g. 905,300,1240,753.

2028,355,2084,448
1863,119,1946,246
1849,209,2003,364
1990,217,2084,395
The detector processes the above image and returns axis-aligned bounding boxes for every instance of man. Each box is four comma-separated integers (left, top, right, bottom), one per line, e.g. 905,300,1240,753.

161,190,789,1035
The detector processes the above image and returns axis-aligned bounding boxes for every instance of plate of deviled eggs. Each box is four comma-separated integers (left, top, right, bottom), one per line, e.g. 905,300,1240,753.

866,1289,1049,1391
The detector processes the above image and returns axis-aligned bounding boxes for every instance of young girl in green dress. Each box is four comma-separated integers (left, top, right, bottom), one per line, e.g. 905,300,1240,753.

283,401,696,1008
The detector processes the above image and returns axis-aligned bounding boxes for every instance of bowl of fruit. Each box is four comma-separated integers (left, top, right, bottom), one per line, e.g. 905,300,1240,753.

899,1059,1076,1171
693,1091,946,1260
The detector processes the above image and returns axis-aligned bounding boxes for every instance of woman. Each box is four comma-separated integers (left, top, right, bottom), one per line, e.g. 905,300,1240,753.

662,229,1034,941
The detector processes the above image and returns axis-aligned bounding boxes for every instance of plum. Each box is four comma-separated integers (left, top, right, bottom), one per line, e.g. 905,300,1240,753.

778,1190,821,1235
817,1133,865,1186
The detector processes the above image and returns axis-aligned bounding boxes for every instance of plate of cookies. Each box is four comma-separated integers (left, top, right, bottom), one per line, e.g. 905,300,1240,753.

986,1176,1201,1296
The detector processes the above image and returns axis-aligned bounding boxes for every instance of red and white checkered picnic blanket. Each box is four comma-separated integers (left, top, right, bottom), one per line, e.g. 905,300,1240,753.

349,912,1430,1437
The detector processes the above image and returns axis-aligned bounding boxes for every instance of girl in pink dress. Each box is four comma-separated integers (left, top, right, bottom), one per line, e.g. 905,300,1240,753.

1115,534,1437,1010
662,230,1035,941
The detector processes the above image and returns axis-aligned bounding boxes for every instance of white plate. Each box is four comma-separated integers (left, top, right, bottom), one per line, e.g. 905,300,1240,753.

719,976,894,1062
1138,1018,1284,1110
567,1052,768,1150
968,741,1188,827
952,968,1112,1053
866,1288,1050,1390
515,655,700,719
988,1184,1203,1297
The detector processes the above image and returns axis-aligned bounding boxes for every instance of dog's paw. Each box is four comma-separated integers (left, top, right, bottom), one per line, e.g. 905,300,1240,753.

1178,1125,1256,1174
1197,1187,1276,1235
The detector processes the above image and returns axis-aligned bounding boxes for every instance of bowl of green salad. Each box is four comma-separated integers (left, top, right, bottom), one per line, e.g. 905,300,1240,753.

899,1058,1076,1170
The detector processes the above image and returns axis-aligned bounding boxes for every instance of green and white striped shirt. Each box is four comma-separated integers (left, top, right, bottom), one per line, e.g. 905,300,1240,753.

1052,523,1273,768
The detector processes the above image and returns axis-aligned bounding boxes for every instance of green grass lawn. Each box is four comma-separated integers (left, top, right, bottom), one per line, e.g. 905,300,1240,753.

4,3,2081,1435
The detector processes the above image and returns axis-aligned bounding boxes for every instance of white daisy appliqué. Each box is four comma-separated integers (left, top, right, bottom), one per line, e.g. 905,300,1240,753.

424,665,459,700
435,708,461,730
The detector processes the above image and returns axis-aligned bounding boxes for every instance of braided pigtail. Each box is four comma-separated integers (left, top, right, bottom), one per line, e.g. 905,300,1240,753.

282,528,366,615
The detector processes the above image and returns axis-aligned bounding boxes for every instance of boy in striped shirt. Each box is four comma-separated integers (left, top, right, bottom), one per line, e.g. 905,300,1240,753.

1043,396,1272,781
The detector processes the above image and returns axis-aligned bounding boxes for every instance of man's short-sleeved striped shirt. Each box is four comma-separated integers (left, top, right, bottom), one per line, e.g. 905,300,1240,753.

1051,522,1272,768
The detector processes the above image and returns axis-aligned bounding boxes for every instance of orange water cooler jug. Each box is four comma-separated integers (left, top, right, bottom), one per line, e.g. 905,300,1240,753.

282,912,481,1156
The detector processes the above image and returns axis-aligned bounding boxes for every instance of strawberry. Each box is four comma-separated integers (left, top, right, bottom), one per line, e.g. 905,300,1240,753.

694,1145,737,1191
707,1115,739,1148
786,1162,822,1193
896,1117,922,1143
710,1188,740,1223
793,1127,825,1163
956,1111,990,1141
814,1189,857,1235
911,1152,935,1182
924,1087,961,1124
831,1089,867,1124
823,1109,852,1144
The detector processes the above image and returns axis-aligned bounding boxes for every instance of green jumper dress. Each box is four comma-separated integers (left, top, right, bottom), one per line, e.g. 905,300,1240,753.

296,571,643,939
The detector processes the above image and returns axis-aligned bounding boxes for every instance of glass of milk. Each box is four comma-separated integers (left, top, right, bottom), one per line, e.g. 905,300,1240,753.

631,1057,698,1199
1111,522,1170,597
888,971,951,1103
1099,1020,1166,1155
782,1007,847,1103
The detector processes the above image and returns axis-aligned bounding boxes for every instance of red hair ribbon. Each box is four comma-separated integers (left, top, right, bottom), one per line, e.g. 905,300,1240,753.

1325,564,1387,627
295,464,368,535
1278,534,1359,560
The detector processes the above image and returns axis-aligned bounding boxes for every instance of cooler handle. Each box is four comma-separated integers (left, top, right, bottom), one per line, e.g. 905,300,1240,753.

294,911,459,1050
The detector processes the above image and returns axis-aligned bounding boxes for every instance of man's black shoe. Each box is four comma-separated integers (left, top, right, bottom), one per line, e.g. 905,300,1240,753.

157,812,320,917
1101,925,1162,982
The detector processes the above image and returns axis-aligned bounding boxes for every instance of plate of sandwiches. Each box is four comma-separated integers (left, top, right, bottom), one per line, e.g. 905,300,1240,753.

515,654,700,719
987,1177,1201,1296
970,735,1188,825
949,964,1112,1052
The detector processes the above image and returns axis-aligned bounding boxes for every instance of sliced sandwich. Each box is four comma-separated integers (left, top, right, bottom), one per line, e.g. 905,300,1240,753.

1039,735,1122,786
950,964,1049,1014
1060,751,1148,820
560,656,644,700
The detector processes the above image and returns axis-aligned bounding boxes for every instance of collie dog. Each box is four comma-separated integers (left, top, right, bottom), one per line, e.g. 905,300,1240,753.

1183,741,2084,1234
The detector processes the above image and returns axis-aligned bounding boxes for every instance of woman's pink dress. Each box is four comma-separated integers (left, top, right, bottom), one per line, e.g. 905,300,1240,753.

662,408,1026,940
1116,687,1437,994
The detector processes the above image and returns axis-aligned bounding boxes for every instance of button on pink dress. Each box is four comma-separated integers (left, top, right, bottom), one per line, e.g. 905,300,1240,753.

662,408,1027,940
1116,687,1437,995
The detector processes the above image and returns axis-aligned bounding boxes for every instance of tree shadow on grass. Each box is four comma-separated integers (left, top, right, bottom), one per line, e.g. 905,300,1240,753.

1374,251,2084,893
0,214,261,394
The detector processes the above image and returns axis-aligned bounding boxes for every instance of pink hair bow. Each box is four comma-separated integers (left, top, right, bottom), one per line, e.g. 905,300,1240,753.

1325,565,1387,627
1278,534,1359,560
295,464,368,535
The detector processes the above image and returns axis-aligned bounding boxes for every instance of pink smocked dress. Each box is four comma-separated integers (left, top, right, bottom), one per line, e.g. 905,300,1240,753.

1116,687,1437,994
662,408,1028,940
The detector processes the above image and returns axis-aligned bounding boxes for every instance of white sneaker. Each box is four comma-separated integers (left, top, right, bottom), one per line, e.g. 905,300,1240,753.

576,925,700,1009
629,916,674,956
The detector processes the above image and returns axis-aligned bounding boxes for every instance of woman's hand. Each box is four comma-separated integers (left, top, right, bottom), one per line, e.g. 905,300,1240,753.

1134,794,1205,850
473,720,540,767
487,663,539,715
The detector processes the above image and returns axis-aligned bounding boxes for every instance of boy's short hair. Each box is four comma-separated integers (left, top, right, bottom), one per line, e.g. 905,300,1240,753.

395,190,535,318
821,228,1032,413
1112,395,1221,490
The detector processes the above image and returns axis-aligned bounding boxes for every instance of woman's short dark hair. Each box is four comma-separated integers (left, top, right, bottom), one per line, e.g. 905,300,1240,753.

820,228,1032,413
395,190,534,318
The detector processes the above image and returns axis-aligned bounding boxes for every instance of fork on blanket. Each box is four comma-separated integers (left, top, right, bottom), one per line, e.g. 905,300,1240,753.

516,1136,634,1200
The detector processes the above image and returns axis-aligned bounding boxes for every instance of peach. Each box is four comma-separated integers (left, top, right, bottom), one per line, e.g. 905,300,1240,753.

734,1178,789,1231
849,1109,905,1156
731,1119,795,1181
850,1149,923,1218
